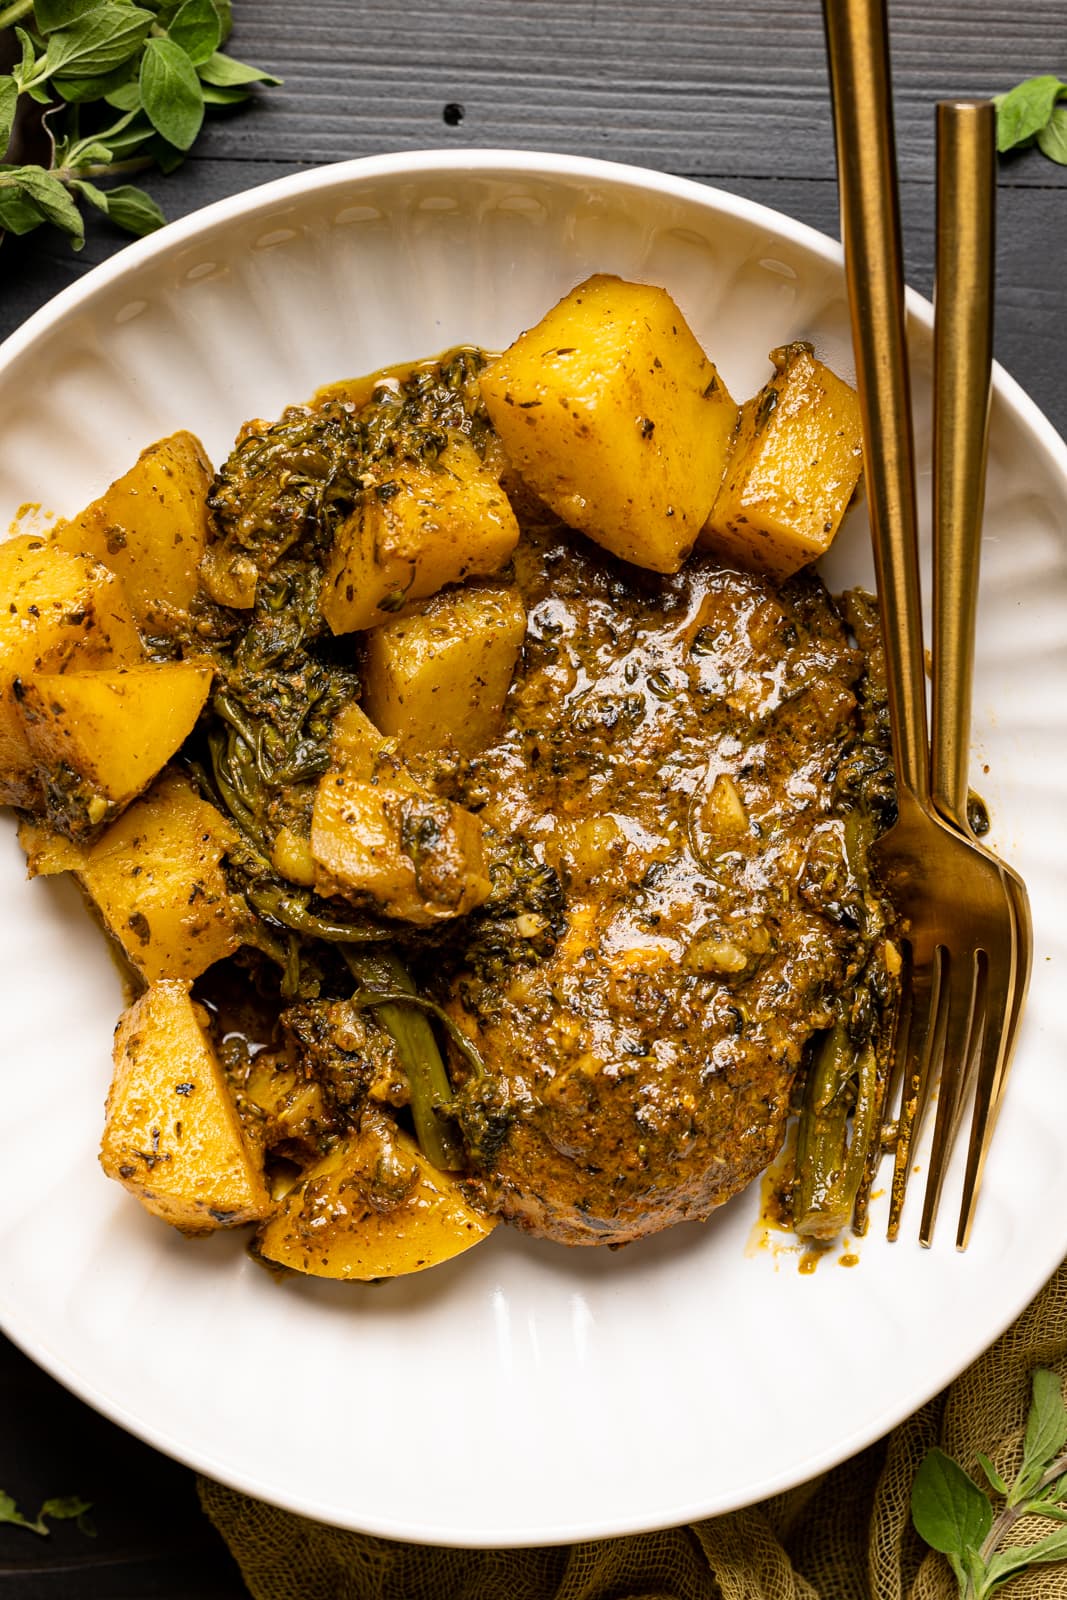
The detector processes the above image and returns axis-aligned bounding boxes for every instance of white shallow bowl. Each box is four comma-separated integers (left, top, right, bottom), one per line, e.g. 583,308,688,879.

1,151,1066,1549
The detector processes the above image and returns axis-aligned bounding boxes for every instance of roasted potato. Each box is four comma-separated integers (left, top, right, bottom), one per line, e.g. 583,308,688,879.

701,342,864,579
19,768,246,981
15,661,212,838
480,274,739,574
310,772,491,924
320,434,520,635
0,537,143,807
257,1107,495,1279
362,582,526,756
53,431,214,633
102,979,272,1231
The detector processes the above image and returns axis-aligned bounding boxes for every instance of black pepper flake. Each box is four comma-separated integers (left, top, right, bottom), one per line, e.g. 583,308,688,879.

174,1082,195,1096
754,386,779,432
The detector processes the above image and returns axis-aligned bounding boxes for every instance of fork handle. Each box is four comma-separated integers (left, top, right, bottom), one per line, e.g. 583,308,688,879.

931,100,996,833
822,0,930,804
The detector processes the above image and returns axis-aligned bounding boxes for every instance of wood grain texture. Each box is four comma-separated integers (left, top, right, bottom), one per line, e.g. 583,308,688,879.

0,4,1065,1596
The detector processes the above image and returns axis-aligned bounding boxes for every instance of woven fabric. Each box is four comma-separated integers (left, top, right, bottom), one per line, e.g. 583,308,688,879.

200,1255,1067,1600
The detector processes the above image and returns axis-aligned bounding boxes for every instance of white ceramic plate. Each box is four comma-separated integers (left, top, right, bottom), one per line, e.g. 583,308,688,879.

1,152,1066,1549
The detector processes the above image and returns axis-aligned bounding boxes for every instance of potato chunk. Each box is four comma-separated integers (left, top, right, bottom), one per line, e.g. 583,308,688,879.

16,661,212,838
0,537,143,807
257,1107,494,1279
320,435,520,635
480,274,738,574
362,582,526,757
53,431,214,632
102,980,271,1231
701,342,864,579
19,769,246,981
310,772,490,925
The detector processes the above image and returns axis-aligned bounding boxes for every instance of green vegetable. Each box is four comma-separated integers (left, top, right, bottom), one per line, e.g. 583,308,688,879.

0,0,280,246
995,74,1067,166
912,1368,1067,1597
0,1489,94,1537
793,1015,880,1240
343,949,466,1172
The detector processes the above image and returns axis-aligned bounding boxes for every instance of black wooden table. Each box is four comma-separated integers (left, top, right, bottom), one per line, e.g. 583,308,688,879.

1,3,1064,1595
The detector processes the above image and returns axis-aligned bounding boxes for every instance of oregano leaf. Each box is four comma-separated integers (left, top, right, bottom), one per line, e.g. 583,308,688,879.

0,78,17,158
0,187,46,236
976,1452,1010,1497
140,36,205,150
37,1496,92,1525
9,166,85,246
54,62,141,104
985,1523,1067,1585
199,81,249,105
104,182,166,234
996,74,1067,153
1036,106,1067,166
211,0,233,44
1018,1370,1067,1496
69,177,111,213
33,0,101,32
37,6,154,84
198,50,281,87
12,27,38,90
167,0,222,66
911,1448,993,1563
104,79,143,111
144,131,186,173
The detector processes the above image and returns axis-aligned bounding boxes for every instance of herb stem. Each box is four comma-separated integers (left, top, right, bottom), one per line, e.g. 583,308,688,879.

977,1447,1067,1570
58,158,155,181
0,0,33,28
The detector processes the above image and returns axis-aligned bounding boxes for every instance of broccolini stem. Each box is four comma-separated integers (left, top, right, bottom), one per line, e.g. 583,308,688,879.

348,987,486,1079
793,1018,879,1240
247,884,393,944
342,949,465,1171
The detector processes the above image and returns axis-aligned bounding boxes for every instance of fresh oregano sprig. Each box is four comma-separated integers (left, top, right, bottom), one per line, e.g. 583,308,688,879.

0,0,280,247
994,75,1067,166
0,1487,94,1536
912,1367,1067,1598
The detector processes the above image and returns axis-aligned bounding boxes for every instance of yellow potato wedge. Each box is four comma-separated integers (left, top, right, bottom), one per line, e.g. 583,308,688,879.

0,537,143,807
362,582,526,757
53,431,214,632
16,661,212,838
102,979,272,1232
257,1108,495,1279
480,274,738,574
18,768,246,981
320,434,520,635
310,771,490,925
701,342,864,579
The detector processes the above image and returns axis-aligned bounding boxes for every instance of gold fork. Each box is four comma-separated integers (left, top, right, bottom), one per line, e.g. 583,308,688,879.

821,0,1019,1245
929,100,1033,1249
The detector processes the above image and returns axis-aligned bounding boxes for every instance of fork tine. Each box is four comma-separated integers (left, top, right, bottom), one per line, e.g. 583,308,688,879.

886,950,939,1241
919,947,981,1245
956,920,1024,1249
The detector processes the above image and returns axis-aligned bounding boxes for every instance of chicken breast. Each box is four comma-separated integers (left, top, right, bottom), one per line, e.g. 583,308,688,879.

437,521,893,1246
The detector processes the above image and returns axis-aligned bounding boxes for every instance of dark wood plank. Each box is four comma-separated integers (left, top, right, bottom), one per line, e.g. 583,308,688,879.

0,1335,247,1598
179,0,1067,184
